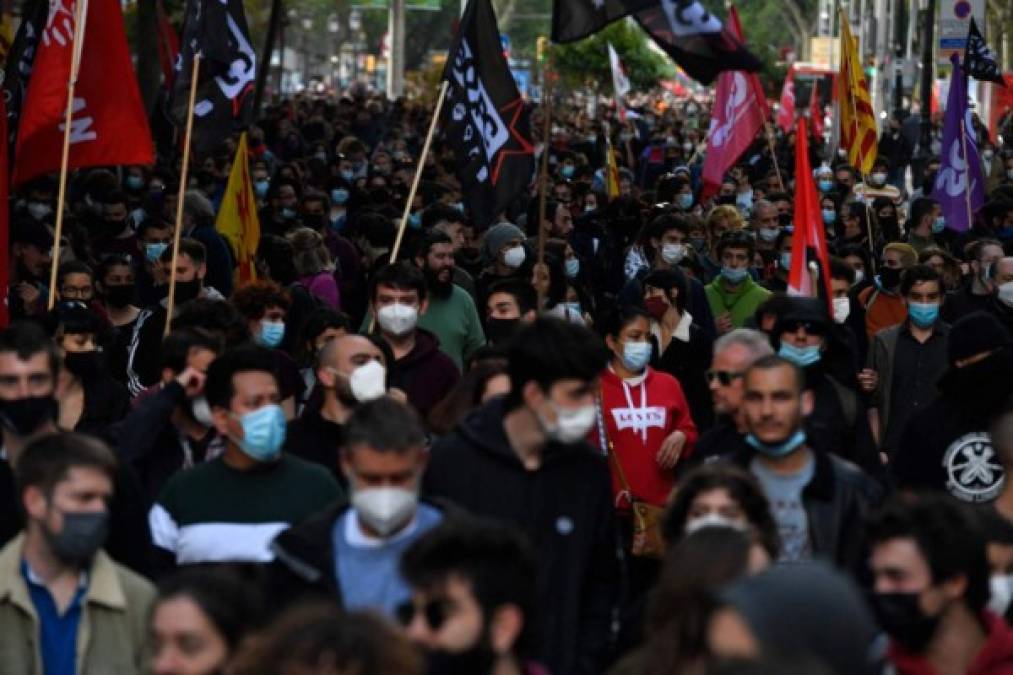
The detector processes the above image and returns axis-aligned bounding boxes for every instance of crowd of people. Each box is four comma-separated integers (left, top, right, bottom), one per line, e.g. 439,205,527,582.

3,87,1013,675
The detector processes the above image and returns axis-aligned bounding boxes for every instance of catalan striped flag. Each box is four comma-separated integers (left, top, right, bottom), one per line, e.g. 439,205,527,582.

837,10,877,174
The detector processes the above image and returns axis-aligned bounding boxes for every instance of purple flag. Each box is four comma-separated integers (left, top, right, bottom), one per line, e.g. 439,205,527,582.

931,54,985,232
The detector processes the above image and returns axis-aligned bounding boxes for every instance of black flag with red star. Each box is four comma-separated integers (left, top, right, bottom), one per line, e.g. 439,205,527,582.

442,0,533,227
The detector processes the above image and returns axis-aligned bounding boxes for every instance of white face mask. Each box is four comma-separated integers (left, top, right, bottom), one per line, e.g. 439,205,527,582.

377,303,418,336
999,281,1013,309
871,172,888,186
990,575,1013,617
352,486,418,537
503,245,526,269
191,396,214,427
832,296,851,324
853,269,865,287
661,243,687,265
349,360,386,402
684,512,748,534
539,400,596,444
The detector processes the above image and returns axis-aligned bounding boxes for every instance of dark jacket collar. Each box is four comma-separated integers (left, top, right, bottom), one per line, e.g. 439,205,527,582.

730,444,837,501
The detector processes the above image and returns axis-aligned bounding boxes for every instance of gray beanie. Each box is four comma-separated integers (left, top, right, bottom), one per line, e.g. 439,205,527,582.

482,222,525,264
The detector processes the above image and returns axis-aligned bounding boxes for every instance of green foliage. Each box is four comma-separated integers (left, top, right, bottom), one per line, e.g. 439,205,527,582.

551,20,675,93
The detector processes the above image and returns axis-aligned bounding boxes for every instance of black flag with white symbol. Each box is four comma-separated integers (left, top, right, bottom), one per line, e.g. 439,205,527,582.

170,0,257,154
442,0,534,227
634,0,761,85
1,0,50,166
963,18,1005,87
551,0,653,43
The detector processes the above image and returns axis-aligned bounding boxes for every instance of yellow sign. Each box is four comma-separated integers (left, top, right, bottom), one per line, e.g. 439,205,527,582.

808,37,841,71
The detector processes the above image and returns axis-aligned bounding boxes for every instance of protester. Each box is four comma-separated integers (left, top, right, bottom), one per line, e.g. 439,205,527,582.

705,231,771,334
857,242,917,339
0,433,155,674
269,398,442,615
943,239,1005,324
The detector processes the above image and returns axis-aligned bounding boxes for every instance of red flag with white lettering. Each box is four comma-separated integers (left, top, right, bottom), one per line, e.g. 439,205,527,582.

12,0,153,186
776,67,796,133
787,116,833,311
700,6,766,200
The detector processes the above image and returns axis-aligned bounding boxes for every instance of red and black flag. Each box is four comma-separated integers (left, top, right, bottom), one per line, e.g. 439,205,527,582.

442,0,534,227
170,0,257,154
633,0,761,85
787,116,833,310
1,0,50,163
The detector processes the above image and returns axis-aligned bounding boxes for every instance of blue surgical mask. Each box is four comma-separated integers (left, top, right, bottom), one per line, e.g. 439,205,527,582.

721,266,749,284
145,242,168,264
822,209,836,224
907,301,939,328
745,429,807,458
778,342,822,367
565,258,580,278
331,188,349,205
340,170,355,182
818,180,834,193
565,302,582,317
257,320,286,348
561,165,575,179
677,193,694,210
450,201,465,213
330,213,346,232
408,212,422,230
254,180,269,198
621,341,653,372
233,404,286,461
779,251,792,270
280,207,296,219
932,216,946,234
125,175,144,191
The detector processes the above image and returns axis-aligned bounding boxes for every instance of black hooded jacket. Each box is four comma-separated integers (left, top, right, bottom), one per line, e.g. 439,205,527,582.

422,396,619,675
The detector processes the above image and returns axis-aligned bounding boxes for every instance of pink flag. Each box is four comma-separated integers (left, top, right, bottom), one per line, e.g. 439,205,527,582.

701,6,766,199
776,67,796,132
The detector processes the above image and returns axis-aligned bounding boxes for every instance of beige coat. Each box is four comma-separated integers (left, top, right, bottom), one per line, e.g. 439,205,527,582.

0,533,155,675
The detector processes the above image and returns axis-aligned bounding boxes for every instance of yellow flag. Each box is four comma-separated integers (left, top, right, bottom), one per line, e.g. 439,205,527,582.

837,10,878,174
216,133,260,284
0,12,13,67
605,136,620,201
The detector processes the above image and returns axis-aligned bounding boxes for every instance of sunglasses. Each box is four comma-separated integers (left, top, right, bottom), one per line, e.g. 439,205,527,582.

781,321,827,336
706,369,743,386
395,598,453,631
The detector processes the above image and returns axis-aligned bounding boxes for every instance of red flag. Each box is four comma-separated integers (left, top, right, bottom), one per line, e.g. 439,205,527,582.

0,93,8,329
13,0,153,186
808,80,824,138
776,67,796,133
788,116,833,311
700,6,767,199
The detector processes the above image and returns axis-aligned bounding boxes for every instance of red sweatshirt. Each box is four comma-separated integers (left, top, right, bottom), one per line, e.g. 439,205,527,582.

595,366,698,508
889,612,1013,675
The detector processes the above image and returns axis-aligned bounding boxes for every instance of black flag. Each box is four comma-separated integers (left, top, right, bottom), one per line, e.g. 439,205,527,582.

170,0,257,154
552,0,653,43
1,0,50,165
634,0,761,85
963,18,1006,87
442,0,534,227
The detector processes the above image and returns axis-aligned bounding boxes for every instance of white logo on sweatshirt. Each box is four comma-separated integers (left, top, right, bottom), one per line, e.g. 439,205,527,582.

612,406,667,437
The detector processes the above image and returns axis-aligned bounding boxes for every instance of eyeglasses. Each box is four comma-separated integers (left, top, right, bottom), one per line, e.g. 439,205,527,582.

395,598,453,631
706,369,743,386
60,286,93,299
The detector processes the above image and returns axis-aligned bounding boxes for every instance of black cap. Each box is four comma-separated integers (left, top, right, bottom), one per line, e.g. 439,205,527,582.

775,297,831,335
948,312,1012,365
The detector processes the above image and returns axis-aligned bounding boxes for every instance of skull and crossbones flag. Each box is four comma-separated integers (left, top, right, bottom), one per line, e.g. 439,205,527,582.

442,0,533,227
170,0,257,154
963,18,1005,87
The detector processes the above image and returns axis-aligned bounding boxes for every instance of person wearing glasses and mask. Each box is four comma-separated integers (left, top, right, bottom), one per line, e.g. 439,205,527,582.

399,517,541,675
268,398,443,617
694,329,773,464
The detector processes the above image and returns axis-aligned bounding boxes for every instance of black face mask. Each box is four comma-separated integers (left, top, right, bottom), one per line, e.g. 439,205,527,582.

302,214,325,231
174,278,202,304
835,181,852,196
939,348,1013,411
869,591,941,652
923,172,938,189
103,284,134,309
777,212,793,227
486,317,520,345
879,266,902,290
63,351,102,381
0,395,56,435
425,636,496,675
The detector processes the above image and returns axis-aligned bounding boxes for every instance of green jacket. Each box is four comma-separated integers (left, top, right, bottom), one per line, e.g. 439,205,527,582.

704,276,772,328
0,534,155,675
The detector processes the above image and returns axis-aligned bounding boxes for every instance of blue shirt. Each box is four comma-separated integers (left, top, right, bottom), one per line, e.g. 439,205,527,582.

22,562,88,675
333,504,442,616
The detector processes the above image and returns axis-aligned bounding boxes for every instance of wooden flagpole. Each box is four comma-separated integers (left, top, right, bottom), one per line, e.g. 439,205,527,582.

164,53,202,337
536,67,552,268
959,118,974,230
389,80,449,265
762,121,786,193
47,0,90,310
